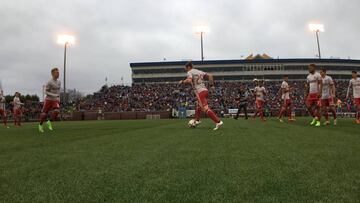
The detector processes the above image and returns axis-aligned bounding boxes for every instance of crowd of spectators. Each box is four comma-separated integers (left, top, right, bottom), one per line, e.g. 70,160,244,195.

74,80,357,113
2,80,357,121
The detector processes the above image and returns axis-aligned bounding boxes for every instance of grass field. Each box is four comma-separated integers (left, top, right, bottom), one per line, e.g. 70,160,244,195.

1,118,360,202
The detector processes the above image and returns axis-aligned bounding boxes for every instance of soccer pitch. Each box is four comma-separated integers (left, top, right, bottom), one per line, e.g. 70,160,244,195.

1,118,360,202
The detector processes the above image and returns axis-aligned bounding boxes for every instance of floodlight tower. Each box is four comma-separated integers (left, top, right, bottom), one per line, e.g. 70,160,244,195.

57,34,75,102
309,24,325,59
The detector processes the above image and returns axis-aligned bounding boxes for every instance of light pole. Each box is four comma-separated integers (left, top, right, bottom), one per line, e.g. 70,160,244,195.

195,26,209,61
57,34,75,103
309,24,324,59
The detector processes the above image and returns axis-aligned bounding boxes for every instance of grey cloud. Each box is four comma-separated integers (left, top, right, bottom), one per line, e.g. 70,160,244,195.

0,0,359,96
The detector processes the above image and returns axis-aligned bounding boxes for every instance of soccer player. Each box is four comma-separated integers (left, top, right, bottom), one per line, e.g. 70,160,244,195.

319,69,337,125
0,89,9,128
278,75,295,123
234,85,249,120
305,64,322,127
253,80,267,121
179,61,223,130
13,92,24,126
38,68,61,133
346,70,360,124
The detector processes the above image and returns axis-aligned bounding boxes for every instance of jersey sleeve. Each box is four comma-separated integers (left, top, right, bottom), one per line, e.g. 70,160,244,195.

186,71,192,79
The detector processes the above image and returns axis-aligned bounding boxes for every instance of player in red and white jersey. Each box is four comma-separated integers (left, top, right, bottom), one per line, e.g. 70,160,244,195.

253,80,267,121
346,70,360,124
0,89,9,128
13,92,24,126
319,69,337,125
305,64,322,127
179,61,223,130
277,75,295,123
38,68,61,133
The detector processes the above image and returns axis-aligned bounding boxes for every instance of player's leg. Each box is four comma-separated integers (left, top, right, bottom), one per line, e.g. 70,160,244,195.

195,94,203,122
199,91,222,130
17,110,22,126
322,106,330,126
39,100,51,132
47,101,60,131
234,104,241,120
243,104,248,120
278,100,285,121
356,102,360,124
13,109,18,126
314,102,321,127
253,100,260,119
0,109,8,128
259,101,265,121
329,106,337,125
287,100,295,122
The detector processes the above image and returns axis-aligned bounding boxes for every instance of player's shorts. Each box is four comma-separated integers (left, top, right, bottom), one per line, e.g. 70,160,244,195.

282,99,292,108
306,93,319,106
0,108,6,116
320,98,334,107
255,100,264,109
42,99,60,113
13,108,22,116
196,90,209,107
355,98,360,105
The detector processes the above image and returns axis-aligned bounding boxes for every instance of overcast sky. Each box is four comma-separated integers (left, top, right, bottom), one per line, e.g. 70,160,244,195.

0,0,359,96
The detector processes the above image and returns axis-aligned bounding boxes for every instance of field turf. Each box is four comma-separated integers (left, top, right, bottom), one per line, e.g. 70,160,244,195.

1,118,360,202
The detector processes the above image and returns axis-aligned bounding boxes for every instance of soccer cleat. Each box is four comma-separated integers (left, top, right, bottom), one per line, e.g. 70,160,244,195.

4,125,10,129
46,120,53,131
310,118,316,125
213,121,224,131
315,121,321,127
195,120,202,126
355,119,360,124
38,124,44,133
278,118,284,123
323,121,330,126
333,119,337,126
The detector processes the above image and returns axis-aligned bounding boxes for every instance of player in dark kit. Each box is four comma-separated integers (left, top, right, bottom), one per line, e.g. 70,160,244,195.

234,85,249,120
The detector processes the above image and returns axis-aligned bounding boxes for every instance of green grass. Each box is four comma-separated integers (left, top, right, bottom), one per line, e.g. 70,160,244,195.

1,118,360,202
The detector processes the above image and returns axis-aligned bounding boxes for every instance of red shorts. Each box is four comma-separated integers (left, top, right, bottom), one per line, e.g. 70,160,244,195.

283,99,292,108
355,98,360,105
196,91,209,107
0,108,6,116
256,100,264,109
320,98,334,107
306,93,319,106
13,108,22,116
42,99,60,113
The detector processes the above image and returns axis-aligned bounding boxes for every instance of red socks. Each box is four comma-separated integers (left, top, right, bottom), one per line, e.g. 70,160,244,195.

206,109,220,123
51,111,59,122
195,107,202,121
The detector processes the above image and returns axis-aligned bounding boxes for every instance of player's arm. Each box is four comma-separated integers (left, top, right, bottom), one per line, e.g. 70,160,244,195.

330,82,336,99
304,82,309,97
179,78,192,85
206,73,215,87
318,79,323,98
346,81,352,99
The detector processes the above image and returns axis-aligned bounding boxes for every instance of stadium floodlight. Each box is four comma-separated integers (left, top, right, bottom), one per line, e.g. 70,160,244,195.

309,24,324,59
195,25,209,61
57,34,75,102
